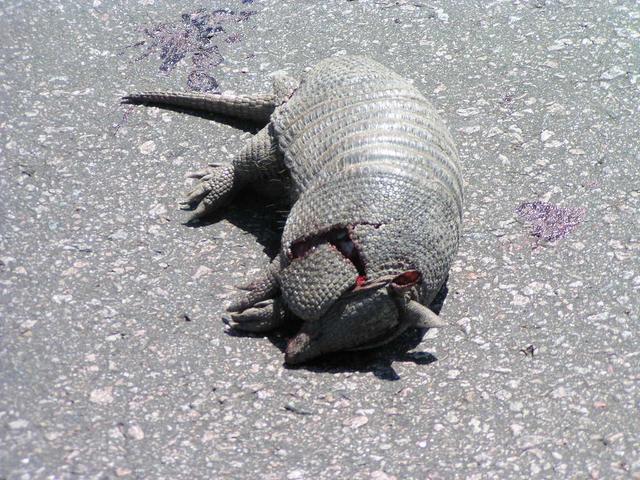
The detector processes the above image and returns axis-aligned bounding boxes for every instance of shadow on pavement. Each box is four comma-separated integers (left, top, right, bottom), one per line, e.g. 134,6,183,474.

275,322,441,382
184,191,286,258
226,282,450,381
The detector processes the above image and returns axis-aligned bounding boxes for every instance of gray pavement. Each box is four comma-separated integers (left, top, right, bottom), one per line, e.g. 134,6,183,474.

1,0,639,478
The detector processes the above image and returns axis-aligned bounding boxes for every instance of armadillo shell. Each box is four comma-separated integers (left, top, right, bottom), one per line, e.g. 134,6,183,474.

278,242,359,321
272,56,463,304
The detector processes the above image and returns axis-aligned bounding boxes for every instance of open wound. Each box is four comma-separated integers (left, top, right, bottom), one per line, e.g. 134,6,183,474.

290,226,369,281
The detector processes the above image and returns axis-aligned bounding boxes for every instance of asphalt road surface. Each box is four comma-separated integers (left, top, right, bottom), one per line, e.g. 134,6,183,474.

1,0,639,478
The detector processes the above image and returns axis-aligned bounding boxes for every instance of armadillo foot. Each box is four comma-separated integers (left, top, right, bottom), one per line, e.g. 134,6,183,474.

225,259,285,332
185,163,224,180
225,299,286,332
180,163,236,221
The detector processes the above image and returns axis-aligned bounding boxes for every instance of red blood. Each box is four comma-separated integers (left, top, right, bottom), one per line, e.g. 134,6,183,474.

393,270,421,286
356,275,367,287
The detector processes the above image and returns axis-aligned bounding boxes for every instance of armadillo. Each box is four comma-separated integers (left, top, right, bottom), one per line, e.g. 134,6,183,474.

123,56,463,364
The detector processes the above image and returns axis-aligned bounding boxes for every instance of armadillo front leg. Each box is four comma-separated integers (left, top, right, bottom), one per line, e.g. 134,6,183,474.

182,124,284,221
225,258,288,332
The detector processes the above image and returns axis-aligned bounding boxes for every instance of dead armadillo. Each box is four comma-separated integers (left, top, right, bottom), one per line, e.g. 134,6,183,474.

123,56,463,364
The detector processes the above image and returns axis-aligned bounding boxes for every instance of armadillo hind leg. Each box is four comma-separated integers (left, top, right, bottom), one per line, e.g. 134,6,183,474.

122,91,277,123
225,259,288,332
271,71,299,104
183,124,285,221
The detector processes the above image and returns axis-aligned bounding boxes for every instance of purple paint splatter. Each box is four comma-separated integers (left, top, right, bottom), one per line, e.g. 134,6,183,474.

111,105,136,136
128,7,258,92
192,44,224,70
187,70,220,92
225,32,242,44
516,201,586,242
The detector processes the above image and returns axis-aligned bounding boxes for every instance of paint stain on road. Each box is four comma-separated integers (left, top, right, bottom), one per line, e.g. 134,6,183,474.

516,201,586,242
127,6,257,92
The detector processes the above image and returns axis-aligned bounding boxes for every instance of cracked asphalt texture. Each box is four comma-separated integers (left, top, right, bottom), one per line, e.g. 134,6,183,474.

1,0,639,478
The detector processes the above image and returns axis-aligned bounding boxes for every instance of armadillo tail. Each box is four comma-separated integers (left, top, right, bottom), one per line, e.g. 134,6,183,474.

121,91,276,123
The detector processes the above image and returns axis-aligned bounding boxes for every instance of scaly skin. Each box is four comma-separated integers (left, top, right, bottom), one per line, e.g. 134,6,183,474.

124,56,463,364
122,91,277,123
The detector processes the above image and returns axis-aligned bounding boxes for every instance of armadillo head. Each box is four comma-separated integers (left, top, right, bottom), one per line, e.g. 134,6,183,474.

277,226,446,364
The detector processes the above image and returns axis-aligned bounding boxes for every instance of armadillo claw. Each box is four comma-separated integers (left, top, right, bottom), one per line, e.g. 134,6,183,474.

224,299,286,332
227,259,281,312
185,163,223,179
182,182,211,205
181,163,236,221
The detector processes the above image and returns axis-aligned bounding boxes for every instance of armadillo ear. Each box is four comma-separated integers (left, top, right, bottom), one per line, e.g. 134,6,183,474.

402,300,448,329
390,270,422,293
